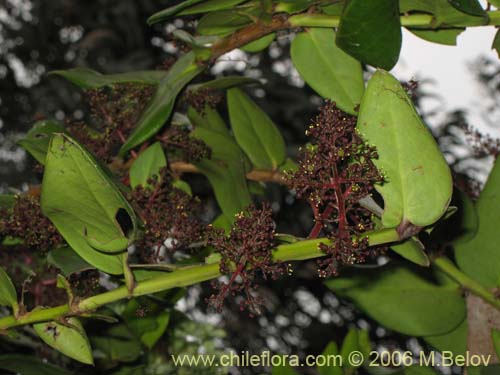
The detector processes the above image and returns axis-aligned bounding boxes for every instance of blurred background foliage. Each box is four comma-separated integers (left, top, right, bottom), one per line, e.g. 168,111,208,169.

1,0,499,374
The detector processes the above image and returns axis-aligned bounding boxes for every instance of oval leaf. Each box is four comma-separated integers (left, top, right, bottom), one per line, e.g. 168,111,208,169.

47,247,94,276
241,33,276,52
408,27,464,46
326,263,466,336
120,52,203,155
391,237,430,266
50,68,166,89
336,0,402,70
0,267,18,313
129,142,167,189
455,157,500,287
227,88,286,170
147,0,205,24
197,10,254,36
34,318,94,365
18,120,66,165
357,70,452,228
291,28,364,115
41,134,136,274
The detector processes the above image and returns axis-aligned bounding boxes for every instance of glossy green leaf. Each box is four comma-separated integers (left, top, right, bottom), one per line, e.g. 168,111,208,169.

326,263,466,336
340,329,371,369
34,318,93,365
492,329,500,359
148,0,205,24
0,355,71,375
188,106,229,135
318,342,342,375
400,0,488,26
447,0,485,16
357,70,452,228
227,88,286,170
241,33,276,52
50,68,166,89
129,142,166,189
191,125,246,162
47,246,94,276
275,0,316,13
196,159,251,220
455,157,500,287
90,324,142,363
423,319,467,356
18,120,65,164
122,298,170,349
391,237,430,266
197,10,254,36
179,0,248,15
408,28,464,46
0,267,18,313
431,188,478,245
172,30,219,49
120,52,203,155
41,134,136,274
291,28,364,115
336,0,401,70
492,29,500,58
190,76,260,92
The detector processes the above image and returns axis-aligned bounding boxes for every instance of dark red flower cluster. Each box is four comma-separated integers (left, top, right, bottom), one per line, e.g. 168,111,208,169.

0,194,63,252
68,83,154,161
288,102,383,277
128,168,206,263
207,204,285,316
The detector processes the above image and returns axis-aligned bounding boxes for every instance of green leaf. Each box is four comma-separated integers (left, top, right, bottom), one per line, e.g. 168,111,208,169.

129,142,166,189
179,0,248,15
50,68,166,89
122,298,170,349
455,157,500,287
447,0,486,17
47,246,94,276
0,267,18,313
191,125,246,162
173,179,192,195
408,28,464,46
317,343,342,375
493,329,500,359
423,319,467,356
336,0,402,70
390,237,430,266
147,0,205,24
291,28,364,115
399,0,488,26
190,76,260,91
197,10,254,36
227,88,286,170
241,33,276,52
34,318,94,365
196,159,251,220
326,263,466,336
18,120,65,164
188,106,230,135
492,29,500,58
0,355,71,375
41,134,137,274
275,0,316,13
357,70,452,228
90,324,142,363
120,52,203,155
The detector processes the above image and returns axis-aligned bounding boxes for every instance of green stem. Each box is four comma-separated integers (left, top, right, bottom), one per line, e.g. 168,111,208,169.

432,256,500,310
289,11,500,28
0,229,400,330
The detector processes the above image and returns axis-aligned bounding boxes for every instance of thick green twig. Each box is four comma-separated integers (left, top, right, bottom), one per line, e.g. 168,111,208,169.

0,229,399,331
